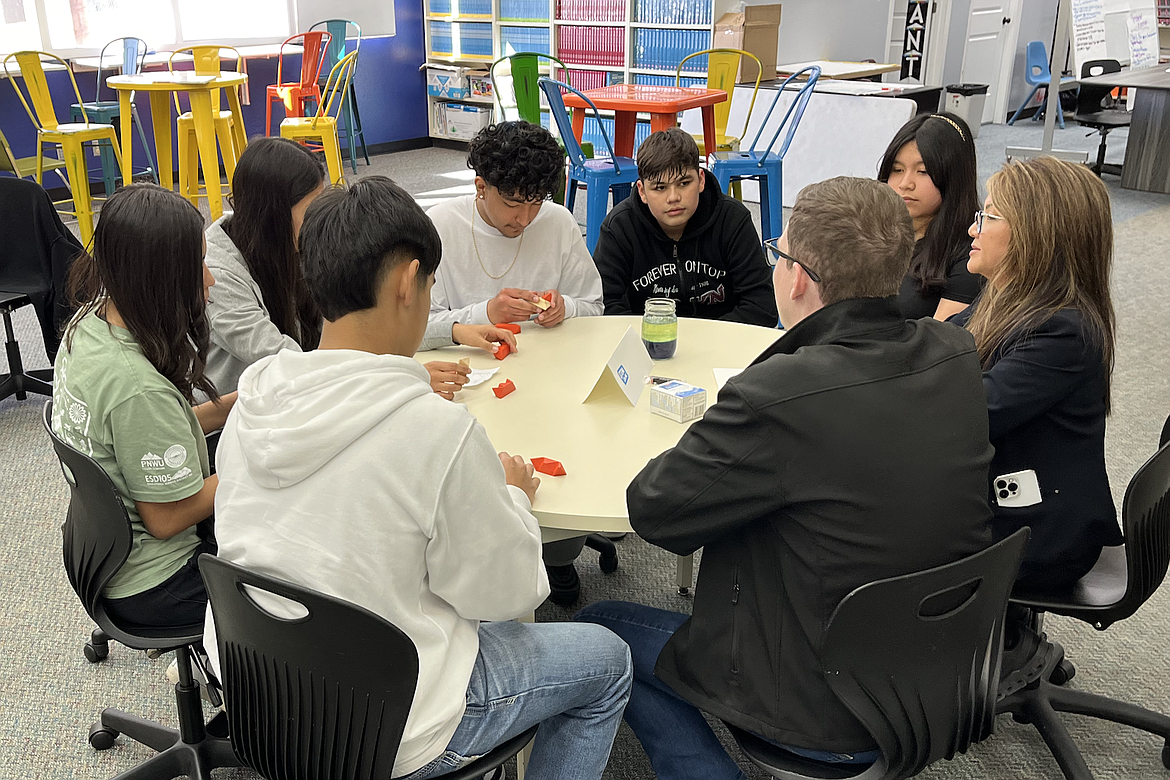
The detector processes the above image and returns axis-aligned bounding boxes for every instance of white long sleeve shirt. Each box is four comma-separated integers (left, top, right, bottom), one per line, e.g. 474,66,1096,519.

204,349,550,778
426,195,604,329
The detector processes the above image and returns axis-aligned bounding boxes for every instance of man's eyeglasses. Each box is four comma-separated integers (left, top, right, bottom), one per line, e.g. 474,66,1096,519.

764,238,822,284
973,209,1005,234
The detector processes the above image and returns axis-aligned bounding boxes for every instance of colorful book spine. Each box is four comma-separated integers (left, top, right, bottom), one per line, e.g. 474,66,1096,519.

459,22,494,58
429,0,453,17
633,28,709,71
430,21,454,56
557,26,624,67
501,0,550,22
634,0,712,24
501,26,551,56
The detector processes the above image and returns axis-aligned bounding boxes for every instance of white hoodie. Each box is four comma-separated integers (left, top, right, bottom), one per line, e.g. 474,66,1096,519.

204,348,550,777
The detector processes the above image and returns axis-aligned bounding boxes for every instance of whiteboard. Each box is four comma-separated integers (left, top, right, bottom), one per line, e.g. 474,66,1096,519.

1070,0,1157,72
295,0,396,38
681,87,917,207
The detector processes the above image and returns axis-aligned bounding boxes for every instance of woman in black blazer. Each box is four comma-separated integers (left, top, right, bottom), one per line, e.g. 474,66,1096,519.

953,156,1122,592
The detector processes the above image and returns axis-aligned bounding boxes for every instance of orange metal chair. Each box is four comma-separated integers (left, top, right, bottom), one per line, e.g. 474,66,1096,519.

3,50,123,245
280,51,357,185
265,32,331,136
169,46,245,207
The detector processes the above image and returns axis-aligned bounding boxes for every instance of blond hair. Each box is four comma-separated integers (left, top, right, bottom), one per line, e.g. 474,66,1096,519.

786,177,915,305
965,156,1115,408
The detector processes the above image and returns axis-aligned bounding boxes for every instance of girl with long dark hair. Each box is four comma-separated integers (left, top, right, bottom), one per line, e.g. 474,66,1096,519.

955,156,1121,590
878,112,983,320
52,184,235,630
203,137,326,396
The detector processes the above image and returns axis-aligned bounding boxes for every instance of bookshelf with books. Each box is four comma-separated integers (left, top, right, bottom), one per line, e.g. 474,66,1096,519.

423,0,740,141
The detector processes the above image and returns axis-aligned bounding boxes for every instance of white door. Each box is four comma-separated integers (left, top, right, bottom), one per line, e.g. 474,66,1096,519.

960,1,1018,123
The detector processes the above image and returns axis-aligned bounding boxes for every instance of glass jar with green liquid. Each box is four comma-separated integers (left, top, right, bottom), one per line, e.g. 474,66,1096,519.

641,298,678,359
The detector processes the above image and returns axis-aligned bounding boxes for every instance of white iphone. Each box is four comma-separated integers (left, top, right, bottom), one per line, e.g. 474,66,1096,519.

994,469,1042,508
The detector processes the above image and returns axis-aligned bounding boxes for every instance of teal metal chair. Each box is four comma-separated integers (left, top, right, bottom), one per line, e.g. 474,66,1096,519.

310,19,369,174
710,66,820,245
69,37,157,194
539,77,637,253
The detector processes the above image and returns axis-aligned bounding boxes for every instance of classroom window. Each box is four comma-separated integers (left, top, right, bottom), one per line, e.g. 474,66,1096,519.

176,0,291,42
42,0,176,50
0,0,44,53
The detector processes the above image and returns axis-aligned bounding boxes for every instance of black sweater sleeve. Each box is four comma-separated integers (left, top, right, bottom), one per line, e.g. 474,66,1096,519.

592,216,637,316
719,208,778,326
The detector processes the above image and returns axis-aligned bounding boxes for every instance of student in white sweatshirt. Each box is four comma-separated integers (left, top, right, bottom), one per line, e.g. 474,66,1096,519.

203,138,513,402
426,121,604,331
206,176,631,780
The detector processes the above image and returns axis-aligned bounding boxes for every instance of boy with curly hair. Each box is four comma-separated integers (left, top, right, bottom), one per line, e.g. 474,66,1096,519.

426,121,603,332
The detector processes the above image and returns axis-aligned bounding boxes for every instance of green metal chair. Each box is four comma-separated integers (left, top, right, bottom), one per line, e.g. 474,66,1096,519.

0,126,70,188
310,19,370,174
69,37,158,194
490,52,592,205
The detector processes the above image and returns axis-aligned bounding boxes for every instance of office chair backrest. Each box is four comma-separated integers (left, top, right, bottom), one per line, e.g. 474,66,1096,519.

538,77,623,171
1161,412,1170,450
746,65,820,162
41,400,134,621
1105,432,1170,626
200,555,419,780
1077,59,1122,115
1024,40,1052,86
820,529,1029,780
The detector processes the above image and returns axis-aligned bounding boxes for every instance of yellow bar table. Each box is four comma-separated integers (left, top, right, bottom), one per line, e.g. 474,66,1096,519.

106,71,248,219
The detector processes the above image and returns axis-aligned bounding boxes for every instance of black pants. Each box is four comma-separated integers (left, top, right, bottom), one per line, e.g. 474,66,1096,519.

104,538,217,632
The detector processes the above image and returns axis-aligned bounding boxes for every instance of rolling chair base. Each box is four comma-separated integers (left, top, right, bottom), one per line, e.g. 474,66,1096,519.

91,689,240,780
997,640,1170,779
0,366,52,401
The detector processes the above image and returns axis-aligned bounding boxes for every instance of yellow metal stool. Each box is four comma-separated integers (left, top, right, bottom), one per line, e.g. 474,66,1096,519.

169,46,245,206
677,48,763,201
4,50,124,245
279,51,357,185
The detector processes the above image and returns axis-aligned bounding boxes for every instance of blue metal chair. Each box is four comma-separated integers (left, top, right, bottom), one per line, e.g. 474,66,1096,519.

709,65,820,245
1007,40,1070,128
310,19,369,174
538,77,638,253
69,37,157,194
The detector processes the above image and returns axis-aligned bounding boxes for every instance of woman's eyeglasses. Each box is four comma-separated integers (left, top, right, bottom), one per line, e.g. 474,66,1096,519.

764,238,822,284
973,209,1005,234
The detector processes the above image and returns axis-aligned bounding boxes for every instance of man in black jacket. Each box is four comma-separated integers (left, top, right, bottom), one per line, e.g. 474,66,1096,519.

591,128,777,326
576,177,994,779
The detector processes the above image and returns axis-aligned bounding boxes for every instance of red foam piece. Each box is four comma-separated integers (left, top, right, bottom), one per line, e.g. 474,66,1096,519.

494,342,512,361
532,457,567,477
494,322,522,334
493,379,516,399
541,292,553,303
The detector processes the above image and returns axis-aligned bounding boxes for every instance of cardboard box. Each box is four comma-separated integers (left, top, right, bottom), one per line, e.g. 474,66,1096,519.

650,381,707,423
425,65,472,100
445,102,493,140
713,4,782,83
468,71,494,98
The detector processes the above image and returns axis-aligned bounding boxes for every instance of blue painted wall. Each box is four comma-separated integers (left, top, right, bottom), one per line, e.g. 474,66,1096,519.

1,0,427,178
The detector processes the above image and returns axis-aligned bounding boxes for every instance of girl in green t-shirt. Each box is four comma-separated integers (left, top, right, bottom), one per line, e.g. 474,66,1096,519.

53,184,236,631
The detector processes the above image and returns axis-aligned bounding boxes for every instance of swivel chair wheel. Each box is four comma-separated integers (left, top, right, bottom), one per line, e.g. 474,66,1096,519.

84,628,110,663
599,551,618,574
678,586,690,596
88,723,119,750
83,641,109,663
1050,658,1076,686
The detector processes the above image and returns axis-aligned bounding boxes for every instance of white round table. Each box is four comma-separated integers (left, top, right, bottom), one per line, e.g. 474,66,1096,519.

421,315,781,538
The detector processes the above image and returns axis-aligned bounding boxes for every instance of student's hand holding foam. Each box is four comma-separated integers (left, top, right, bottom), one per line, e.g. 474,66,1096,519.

425,362,471,400
499,452,540,505
487,288,543,323
452,323,519,354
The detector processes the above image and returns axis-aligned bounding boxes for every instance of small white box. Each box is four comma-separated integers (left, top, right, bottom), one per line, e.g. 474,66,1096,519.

650,381,707,423
445,102,492,140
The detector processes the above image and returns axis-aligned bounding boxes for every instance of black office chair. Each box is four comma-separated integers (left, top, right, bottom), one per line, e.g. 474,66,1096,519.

998,431,1170,779
727,529,1030,780
41,401,240,779
1,177,84,402
1075,60,1131,177
200,554,537,780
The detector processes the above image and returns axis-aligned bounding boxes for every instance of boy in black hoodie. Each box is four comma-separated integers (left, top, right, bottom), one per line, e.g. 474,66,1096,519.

592,128,778,326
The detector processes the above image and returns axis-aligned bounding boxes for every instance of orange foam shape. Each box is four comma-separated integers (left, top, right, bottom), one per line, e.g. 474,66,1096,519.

494,323,522,334
532,457,566,476
493,379,516,399
494,342,512,361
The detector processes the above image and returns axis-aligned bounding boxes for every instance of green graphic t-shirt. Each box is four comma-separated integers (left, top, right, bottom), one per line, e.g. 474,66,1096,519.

52,310,208,599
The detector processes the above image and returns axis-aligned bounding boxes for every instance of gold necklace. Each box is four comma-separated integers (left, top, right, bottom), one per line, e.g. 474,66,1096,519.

471,198,524,280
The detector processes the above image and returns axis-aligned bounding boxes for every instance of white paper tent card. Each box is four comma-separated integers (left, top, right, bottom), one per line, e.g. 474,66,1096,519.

583,326,653,406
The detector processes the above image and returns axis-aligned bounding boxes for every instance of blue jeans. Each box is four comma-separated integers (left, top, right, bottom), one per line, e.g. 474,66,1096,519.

574,601,880,780
399,620,632,780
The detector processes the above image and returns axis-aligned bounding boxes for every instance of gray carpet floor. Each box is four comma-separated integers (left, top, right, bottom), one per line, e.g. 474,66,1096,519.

2,120,1169,779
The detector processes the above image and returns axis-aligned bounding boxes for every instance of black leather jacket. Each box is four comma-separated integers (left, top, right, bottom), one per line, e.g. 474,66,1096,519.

629,297,994,752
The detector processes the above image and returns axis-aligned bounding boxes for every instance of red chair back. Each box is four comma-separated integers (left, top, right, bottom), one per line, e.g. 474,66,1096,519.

277,31,331,88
